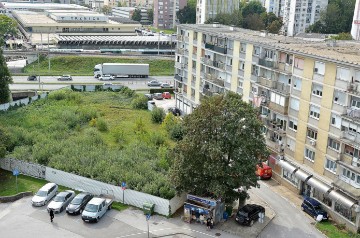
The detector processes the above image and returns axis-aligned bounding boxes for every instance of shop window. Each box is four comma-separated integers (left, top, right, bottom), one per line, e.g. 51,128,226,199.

325,158,337,173
309,105,320,119
305,148,315,162
335,202,355,222
312,84,323,97
307,128,318,140
289,119,298,131
313,188,332,207
283,170,299,186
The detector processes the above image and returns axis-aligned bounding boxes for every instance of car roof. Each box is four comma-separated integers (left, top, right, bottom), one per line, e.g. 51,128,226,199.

56,190,74,197
75,192,90,199
40,182,57,191
89,197,105,205
240,204,263,212
305,197,321,206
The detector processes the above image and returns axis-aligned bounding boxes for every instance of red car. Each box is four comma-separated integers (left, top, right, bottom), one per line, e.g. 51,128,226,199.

256,162,272,179
162,92,171,99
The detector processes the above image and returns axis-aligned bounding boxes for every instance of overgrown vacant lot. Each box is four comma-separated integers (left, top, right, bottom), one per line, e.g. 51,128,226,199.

23,56,175,76
0,89,175,199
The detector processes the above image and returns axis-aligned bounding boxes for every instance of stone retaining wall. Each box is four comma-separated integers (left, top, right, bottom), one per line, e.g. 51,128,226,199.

0,191,33,203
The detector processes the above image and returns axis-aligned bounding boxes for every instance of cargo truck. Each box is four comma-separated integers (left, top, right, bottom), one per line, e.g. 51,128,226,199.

94,63,149,79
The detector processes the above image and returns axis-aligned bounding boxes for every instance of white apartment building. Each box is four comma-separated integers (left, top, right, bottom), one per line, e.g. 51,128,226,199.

352,0,360,40
196,0,242,24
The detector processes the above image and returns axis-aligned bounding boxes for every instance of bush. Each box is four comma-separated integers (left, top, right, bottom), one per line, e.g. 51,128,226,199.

131,95,148,110
120,86,135,97
170,123,183,141
48,90,67,100
151,107,165,124
96,118,108,132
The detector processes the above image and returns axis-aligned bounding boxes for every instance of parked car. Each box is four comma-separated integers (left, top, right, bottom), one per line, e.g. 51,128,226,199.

82,196,113,223
58,75,72,81
168,107,181,116
153,93,163,100
147,80,161,87
99,75,114,81
31,183,58,207
162,92,171,99
66,192,94,215
103,82,113,86
27,75,37,81
47,190,75,213
301,197,328,221
256,162,272,179
144,93,153,100
235,204,265,226
160,83,173,88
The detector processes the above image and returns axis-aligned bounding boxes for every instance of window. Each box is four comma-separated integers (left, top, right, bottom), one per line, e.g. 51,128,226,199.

345,144,355,156
290,97,300,110
265,50,274,59
271,93,285,106
331,113,341,128
325,158,337,173
312,84,323,97
287,138,296,151
307,128,318,140
293,76,302,90
239,61,245,70
310,105,320,119
305,148,315,162
254,46,260,55
283,169,299,186
252,65,259,76
314,61,325,75
294,57,304,69
334,90,346,105
328,138,340,151
289,119,298,131
238,79,243,88
336,67,350,81
240,43,246,52
351,96,360,108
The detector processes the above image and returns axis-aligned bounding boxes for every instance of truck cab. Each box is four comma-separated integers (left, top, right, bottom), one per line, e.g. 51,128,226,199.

81,197,112,223
94,64,102,78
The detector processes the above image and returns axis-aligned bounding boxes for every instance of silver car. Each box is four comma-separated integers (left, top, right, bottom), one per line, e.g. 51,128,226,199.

147,80,161,87
58,75,72,81
47,190,75,213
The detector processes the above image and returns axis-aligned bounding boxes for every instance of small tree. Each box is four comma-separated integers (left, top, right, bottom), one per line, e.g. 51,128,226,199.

151,107,165,124
131,95,148,110
101,5,112,15
132,9,142,22
147,8,154,24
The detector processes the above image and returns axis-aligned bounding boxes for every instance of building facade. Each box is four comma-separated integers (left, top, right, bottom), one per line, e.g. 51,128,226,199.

153,0,186,29
196,0,241,24
112,7,150,24
174,23,360,232
352,0,360,40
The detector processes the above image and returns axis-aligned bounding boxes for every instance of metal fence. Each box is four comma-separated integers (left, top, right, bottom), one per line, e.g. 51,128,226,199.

0,93,47,111
0,158,185,216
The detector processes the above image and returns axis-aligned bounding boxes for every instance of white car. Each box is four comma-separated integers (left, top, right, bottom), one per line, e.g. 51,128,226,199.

31,183,58,207
99,75,114,81
47,190,75,213
160,83,174,88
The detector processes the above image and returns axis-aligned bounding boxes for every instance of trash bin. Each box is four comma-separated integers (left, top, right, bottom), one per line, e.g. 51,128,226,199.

143,202,155,215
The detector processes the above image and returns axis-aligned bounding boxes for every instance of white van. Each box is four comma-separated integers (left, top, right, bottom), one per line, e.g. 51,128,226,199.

31,183,58,207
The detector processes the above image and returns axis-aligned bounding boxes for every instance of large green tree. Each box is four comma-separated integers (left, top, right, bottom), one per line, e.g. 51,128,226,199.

101,5,112,15
170,92,268,205
307,0,355,34
0,15,18,45
147,8,154,24
242,0,266,19
132,9,142,22
177,5,196,24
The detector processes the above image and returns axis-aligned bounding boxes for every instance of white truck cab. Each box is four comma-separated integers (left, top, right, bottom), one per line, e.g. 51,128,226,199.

81,193,113,223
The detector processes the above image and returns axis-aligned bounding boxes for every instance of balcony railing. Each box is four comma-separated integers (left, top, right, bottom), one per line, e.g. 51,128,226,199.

342,108,360,122
205,73,224,87
176,48,184,55
341,131,360,144
257,77,290,94
259,58,278,69
175,62,184,69
213,45,227,54
257,77,276,88
202,88,223,97
174,74,183,81
205,43,215,50
347,82,360,95
177,35,184,41
268,101,289,115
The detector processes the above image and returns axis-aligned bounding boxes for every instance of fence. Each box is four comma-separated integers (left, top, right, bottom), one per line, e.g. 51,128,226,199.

0,158,186,216
0,92,47,111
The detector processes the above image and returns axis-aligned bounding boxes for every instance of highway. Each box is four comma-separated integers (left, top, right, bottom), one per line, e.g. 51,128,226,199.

10,76,175,91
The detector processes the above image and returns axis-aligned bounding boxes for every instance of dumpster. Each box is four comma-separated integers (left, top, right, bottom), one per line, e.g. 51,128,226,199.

143,202,155,215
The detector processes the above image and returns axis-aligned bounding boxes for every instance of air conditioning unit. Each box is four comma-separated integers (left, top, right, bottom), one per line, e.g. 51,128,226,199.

310,140,316,146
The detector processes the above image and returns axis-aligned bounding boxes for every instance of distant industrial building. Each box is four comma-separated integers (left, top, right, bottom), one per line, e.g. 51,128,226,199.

0,2,89,13
153,0,187,29
112,7,150,24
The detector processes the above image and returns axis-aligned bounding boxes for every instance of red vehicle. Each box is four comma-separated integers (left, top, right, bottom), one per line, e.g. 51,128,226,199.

256,162,272,179
162,92,171,99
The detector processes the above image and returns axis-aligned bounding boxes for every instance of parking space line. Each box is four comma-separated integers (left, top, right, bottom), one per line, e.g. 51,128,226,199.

116,227,217,238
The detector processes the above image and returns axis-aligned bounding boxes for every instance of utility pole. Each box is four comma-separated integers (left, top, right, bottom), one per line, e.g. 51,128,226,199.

158,32,160,55
48,33,50,72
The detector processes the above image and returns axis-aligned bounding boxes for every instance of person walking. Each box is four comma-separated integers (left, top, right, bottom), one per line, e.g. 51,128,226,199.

200,214,205,224
49,209,54,222
206,217,211,230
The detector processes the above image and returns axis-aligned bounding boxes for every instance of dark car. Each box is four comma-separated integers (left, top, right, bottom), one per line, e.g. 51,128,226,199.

66,192,93,215
168,107,181,116
235,204,265,226
301,197,328,221
27,75,37,81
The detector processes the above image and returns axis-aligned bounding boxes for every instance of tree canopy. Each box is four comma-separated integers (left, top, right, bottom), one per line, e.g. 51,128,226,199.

0,15,18,45
147,8,154,24
170,92,268,204
132,9,142,22
177,5,196,24
307,0,355,34
101,5,112,15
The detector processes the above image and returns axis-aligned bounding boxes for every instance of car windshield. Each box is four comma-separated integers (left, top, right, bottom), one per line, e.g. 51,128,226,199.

36,190,47,197
237,211,248,217
71,198,82,205
314,205,322,212
53,196,65,202
85,204,98,212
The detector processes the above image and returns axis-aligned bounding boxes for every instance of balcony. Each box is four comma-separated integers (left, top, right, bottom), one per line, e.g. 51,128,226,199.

184,36,189,42
213,45,227,54
202,88,223,97
177,35,184,41
265,135,285,154
256,77,290,94
347,82,360,96
176,48,185,55
259,58,278,69
266,120,286,135
342,108,360,123
278,62,292,74
175,62,184,69
205,42,215,50
205,73,225,87
257,77,276,88
268,100,289,115
341,131,360,145
174,74,183,81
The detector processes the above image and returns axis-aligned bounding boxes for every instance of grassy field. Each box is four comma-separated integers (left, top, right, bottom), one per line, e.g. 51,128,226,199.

0,89,175,199
149,27,176,34
316,221,360,238
23,56,175,76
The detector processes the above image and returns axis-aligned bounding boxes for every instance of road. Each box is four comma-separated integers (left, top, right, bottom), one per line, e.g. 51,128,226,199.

253,181,324,238
10,76,175,91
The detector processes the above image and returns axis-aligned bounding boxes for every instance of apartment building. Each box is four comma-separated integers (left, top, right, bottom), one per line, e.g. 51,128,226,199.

153,0,187,29
112,7,150,24
351,0,360,40
196,0,242,24
174,23,360,232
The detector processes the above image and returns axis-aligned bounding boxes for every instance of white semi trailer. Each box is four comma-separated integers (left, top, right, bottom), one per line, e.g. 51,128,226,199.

94,63,149,78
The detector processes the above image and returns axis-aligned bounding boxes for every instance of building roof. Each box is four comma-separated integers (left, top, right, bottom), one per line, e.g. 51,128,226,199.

1,2,88,10
180,24,360,66
57,35,174,44
17,11,57,24
109,17,139,24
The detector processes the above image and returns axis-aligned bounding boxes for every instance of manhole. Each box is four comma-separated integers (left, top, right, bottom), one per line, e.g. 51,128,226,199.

215,233,221,236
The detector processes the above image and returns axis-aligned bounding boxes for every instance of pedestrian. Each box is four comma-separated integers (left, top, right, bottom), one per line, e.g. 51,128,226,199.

195,210,200,223
200,214,205,224
210,217,214,229
49,209,54,222
206,217,211,230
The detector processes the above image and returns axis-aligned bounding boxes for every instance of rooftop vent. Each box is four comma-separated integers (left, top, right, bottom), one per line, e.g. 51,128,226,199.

260,30,268,37
213,22,219,28
229,25,234,31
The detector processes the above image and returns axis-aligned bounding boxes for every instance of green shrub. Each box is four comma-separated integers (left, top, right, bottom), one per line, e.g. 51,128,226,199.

131,95,148,110
151,107,165,124
48,91,67,100
170,123,183,141
120,87,135,97
150,132,166,147
96,118,108,132
162,113,178,132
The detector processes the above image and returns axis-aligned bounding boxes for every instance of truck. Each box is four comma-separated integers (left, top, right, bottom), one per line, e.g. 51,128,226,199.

81,190,114,223
94,63,149,79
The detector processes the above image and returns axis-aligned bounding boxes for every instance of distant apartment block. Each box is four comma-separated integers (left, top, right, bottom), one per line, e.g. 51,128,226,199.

112,7,150,24
153,0,187,29
196,0,241,24
175,23,360,233
352,0,360,40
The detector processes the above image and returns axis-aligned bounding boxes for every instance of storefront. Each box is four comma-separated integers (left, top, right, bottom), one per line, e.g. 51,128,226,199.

183,194,224,225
